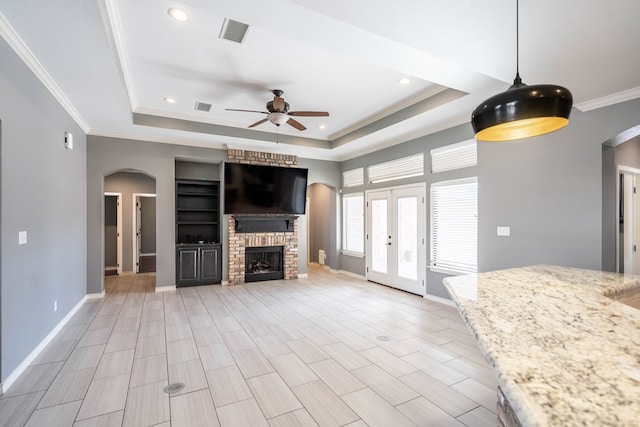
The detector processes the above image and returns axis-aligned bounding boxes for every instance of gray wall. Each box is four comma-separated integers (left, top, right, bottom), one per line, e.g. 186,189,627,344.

88,140,340,289
340,98,640,299
340,124,474,299
104,172,156,272
175,160,220,180
1,37,86,381
307,183,338,269
104,195,117,267
140,197,156,254
87,137,228,293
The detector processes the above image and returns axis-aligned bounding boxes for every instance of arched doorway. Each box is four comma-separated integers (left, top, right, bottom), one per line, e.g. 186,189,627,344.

103,171,157,276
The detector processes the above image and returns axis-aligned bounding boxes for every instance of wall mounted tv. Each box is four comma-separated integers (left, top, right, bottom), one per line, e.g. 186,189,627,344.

224,162,308,215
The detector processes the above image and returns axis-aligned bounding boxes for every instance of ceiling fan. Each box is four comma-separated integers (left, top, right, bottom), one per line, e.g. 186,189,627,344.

226,90,329,131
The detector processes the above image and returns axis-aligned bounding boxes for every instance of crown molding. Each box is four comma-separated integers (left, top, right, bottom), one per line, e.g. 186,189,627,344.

101,0,137,110
575,86,640,112
0,11,90,133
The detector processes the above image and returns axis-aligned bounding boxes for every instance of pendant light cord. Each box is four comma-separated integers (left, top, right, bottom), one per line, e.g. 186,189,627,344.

513,0,522,86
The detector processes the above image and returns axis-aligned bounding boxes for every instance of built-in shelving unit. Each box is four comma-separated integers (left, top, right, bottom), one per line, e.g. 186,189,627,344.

175,179,221,286
175,179,220,244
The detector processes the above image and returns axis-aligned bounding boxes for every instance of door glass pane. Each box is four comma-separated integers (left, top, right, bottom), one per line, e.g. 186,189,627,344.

371,198,388,273
397,196,417,280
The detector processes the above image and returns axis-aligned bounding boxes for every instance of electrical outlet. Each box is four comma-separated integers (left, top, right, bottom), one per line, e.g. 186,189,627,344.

497,226,511,237
19,231,27,245
54,300,58,312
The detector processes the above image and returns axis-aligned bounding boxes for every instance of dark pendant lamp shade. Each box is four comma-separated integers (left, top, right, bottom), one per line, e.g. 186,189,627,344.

472,73,573,141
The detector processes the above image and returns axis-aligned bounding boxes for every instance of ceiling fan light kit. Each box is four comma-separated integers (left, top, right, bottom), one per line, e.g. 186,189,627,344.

471,0,573,142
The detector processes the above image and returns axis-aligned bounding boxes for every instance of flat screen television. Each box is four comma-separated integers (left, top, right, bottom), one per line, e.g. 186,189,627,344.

224,162,308,215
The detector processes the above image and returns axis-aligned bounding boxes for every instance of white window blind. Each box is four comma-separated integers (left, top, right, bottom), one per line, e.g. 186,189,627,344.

430,177,477,273
431,140,477,173
342,193,364,254
343,168,364,187
368,153,424,184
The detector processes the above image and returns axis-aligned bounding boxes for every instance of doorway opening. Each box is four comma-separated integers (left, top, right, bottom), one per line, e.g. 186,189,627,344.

104,192,122,276
134,193,156,273
306,183,337,269
618,167,640,274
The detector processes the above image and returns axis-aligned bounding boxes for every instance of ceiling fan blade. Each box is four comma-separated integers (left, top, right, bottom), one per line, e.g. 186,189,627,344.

248,118,268,128
273,96,285,112
288,111,330,117
287,118,307,131
226,108,269,114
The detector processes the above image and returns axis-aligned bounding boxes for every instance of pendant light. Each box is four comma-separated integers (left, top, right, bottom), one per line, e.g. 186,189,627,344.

471,0,573,142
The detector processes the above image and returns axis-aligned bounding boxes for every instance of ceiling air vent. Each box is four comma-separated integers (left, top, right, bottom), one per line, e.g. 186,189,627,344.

219,18,249,44
194,101,212,112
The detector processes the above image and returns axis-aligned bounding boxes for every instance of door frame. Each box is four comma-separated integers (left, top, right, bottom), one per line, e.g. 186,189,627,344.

104,192,123,275
132,193,156,273
365,183,426,295
617,165,640,273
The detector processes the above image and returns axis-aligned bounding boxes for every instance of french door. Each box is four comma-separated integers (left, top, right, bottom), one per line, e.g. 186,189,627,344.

366,184,426,295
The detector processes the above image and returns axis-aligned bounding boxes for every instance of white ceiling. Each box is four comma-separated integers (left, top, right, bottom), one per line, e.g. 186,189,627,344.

0,0,639,161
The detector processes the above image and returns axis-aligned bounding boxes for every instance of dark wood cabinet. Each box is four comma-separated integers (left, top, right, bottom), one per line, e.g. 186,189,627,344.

176,179,221,286
176,244,221,286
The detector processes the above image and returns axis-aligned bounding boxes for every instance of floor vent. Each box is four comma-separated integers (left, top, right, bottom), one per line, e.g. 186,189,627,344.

164,383,185,394
219,18,250,44
194,101,211,112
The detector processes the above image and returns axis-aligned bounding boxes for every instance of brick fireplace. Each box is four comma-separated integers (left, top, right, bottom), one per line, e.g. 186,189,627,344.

226,149,299,285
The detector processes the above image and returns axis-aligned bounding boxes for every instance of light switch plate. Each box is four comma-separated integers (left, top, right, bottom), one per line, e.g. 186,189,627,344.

19,231,27,245
497,226,510,237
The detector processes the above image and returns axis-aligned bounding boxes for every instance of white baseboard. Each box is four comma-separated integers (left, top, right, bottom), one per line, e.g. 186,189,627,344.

155,285,176,293
140,252,156,256
297,273,309,279
86,290,105,300
337,270,367,281
3,295,87,392
221,280,229,286
104,266,117,271
423,293,456,307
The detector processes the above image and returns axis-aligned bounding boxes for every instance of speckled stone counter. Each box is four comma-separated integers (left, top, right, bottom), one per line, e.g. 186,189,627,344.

443,265,640,427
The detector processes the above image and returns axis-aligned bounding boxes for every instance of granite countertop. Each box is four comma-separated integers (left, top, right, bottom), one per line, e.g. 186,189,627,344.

443,265,640,427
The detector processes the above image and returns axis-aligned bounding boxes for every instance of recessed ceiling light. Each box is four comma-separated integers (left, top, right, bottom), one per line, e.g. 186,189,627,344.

168,7,189,22
318,124,326,129
398,78,411,85
164,97,176,104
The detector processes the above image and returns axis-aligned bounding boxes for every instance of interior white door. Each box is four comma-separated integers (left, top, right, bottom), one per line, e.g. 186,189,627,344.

634,175,640,274
366,185,425,295
135,196,142,273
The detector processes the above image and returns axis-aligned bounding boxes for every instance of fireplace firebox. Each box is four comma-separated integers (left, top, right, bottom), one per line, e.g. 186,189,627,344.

245,246,284,282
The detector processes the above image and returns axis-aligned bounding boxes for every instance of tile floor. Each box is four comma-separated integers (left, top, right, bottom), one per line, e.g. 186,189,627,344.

0,265,498,427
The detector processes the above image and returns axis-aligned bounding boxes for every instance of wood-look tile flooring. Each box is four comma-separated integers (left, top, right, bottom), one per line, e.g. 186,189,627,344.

0,265,498,427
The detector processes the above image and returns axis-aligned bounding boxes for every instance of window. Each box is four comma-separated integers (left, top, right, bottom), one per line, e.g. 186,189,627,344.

431,139,477,173
368,153,424,184
342,193,364,255
343,168,364,188
430,177,478,273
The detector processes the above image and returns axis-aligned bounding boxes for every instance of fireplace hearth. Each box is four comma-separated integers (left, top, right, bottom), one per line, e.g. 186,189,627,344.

245,246,284,282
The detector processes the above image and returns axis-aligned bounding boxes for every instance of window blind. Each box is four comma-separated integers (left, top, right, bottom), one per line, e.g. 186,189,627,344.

368,153,424,184
342,193,364,254
342,168,364,187
431,140,477,173
430,177,477,273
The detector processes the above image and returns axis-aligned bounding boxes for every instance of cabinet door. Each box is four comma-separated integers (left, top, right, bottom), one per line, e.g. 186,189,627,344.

177,248,199,283
200,246,221,282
